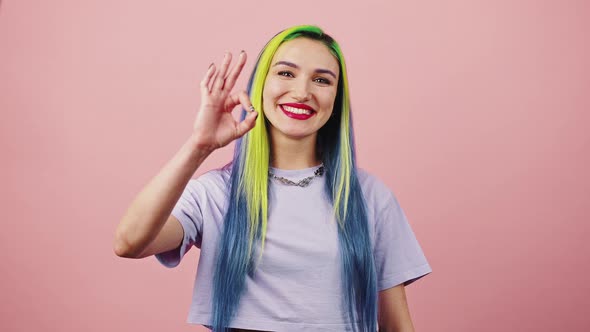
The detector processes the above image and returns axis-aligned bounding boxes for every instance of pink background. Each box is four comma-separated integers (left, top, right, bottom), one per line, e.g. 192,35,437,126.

1,0,589,331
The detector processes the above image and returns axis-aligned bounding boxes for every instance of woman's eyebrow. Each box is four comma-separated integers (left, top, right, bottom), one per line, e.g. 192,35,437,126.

315,68,337,79
273,61,337,79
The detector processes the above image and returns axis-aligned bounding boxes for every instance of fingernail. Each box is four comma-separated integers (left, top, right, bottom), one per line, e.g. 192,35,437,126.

209,63,214,69
240,50,245,54
248,105,255,112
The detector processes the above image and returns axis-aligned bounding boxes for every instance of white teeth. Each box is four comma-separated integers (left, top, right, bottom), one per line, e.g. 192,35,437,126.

283,105,312,115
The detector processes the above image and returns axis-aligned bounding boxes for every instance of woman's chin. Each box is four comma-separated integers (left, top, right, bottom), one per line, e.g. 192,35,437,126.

269,126,317,141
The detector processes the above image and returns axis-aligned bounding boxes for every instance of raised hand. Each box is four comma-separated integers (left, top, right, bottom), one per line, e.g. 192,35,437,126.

191,51,258,152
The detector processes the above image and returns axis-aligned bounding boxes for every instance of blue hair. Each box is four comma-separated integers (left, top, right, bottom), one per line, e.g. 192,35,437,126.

211,25,377,331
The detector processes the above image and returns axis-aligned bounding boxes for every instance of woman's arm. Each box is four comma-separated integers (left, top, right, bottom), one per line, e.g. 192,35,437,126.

378,284,415,332
113,51,257,258
113,138,210,258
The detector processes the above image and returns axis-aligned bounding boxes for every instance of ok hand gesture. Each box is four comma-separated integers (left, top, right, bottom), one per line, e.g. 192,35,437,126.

191,51,258,152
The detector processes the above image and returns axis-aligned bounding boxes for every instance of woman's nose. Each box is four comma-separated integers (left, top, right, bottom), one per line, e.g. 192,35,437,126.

292,79,312,101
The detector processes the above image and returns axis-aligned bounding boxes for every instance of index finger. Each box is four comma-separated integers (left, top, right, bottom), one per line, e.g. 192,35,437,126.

223,51,247,92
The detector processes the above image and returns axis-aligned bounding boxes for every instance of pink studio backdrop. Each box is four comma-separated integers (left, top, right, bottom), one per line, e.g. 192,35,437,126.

1,0,589,331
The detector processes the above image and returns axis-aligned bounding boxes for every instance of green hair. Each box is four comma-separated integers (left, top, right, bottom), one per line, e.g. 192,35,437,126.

242,25,353,254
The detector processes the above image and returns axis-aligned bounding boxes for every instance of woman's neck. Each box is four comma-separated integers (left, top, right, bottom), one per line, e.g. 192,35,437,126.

269,132,321,170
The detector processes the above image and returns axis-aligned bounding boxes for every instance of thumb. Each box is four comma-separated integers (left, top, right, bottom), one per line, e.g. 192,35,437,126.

235,110,258,138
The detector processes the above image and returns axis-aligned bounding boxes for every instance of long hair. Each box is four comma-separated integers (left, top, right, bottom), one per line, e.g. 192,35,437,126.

211,25,377,331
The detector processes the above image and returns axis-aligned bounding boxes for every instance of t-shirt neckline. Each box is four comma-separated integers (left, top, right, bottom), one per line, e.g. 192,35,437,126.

269,164,324,178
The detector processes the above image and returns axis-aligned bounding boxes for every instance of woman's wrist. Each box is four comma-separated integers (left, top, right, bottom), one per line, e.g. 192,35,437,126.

185,134,215,162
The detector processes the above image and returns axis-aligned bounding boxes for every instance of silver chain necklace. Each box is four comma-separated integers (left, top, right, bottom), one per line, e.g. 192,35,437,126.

268,165,325,187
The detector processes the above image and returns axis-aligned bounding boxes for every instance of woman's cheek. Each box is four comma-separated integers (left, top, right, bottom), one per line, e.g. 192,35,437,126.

267,79,290,97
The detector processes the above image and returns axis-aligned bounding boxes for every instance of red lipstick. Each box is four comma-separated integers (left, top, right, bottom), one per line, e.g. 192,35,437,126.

280,103,316,120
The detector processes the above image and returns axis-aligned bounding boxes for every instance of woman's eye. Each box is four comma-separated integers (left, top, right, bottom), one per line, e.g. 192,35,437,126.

315,77,331,85
278,71,293,77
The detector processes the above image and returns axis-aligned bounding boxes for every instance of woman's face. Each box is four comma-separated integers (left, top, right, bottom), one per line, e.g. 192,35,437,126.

262,37,340,142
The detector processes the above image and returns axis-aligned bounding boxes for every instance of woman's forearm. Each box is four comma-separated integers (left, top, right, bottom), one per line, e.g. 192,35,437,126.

113,135,211,257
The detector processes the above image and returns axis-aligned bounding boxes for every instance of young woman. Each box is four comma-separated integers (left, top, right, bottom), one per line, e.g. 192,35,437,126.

114,25,431,332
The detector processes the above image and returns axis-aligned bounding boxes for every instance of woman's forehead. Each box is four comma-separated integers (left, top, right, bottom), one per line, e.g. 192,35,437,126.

272,38,340,73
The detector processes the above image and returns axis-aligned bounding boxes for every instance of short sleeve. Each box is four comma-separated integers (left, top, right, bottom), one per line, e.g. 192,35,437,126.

155,180,204,268
373,191,432,291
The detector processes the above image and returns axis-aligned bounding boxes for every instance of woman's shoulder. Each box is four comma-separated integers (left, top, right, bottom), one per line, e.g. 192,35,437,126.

356,168,398,210
187,163,232,193
356,168,392,194
198,163,231,182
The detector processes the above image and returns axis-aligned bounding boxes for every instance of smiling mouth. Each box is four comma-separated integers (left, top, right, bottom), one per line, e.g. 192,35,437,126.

279,104,316,120
282,105,313,115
